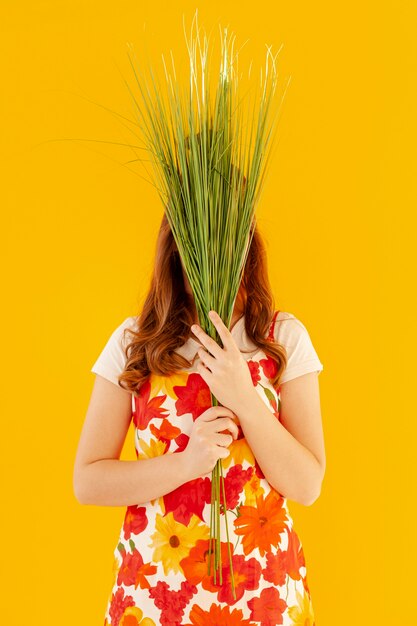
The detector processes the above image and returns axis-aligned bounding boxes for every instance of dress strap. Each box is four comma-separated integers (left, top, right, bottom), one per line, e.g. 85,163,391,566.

267,309,280,341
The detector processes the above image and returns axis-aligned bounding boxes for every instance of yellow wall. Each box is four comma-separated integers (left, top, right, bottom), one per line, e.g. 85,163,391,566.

1,2,412,624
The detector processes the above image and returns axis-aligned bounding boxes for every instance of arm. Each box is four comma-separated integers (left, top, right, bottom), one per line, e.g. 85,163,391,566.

235,371,326,506
73,375,192,507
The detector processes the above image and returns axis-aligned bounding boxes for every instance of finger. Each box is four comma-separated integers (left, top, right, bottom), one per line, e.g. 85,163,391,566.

197,346,216,369
197,405,235,423
191,322,224,359
214,432,234,447
219,423,239,439
211,417,239,439
195,360,213,384
208,309,237,353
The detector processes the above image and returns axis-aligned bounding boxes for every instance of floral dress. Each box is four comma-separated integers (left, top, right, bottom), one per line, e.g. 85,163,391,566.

99,310,321,626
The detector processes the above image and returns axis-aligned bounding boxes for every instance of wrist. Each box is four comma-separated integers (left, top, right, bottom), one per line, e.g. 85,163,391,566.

175,449,197,483
232,387,263,422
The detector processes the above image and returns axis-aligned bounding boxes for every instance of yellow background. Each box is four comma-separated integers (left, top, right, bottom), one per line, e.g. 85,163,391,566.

1,2,414,624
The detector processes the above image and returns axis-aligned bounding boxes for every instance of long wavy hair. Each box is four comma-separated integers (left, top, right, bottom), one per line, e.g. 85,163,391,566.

118,212,287,396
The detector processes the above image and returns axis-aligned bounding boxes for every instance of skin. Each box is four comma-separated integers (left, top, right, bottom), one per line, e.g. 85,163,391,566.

74,271,326,508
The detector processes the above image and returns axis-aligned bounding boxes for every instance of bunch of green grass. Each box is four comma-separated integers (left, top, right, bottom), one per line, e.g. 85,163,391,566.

123,13,289,597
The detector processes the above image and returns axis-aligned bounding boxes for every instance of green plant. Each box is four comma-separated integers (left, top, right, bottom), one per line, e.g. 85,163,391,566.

123,11,289,597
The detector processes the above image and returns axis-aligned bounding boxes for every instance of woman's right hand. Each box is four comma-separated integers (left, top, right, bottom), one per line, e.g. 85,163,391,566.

180,405,239,480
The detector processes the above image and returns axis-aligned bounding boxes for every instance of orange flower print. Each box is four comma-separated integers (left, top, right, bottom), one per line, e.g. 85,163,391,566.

119,606,156,625
180,539,231,588
122,505,148,540
209,552,262,604
116,543,157,590
174,373,212,420
180,539,262,604
287,588,315,625
285,527,306,581
185,602,257,626
247,586,287,626
149,419,181,443
163,476,212,525
233,490,289,556
134,379,170,430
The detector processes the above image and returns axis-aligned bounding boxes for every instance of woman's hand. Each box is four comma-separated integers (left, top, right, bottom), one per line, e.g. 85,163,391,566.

180,405,239,480
191,309,256,414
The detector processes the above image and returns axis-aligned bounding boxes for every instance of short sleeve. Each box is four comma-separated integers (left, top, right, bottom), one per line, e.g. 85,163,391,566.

275,312,324,384
90,316,137,387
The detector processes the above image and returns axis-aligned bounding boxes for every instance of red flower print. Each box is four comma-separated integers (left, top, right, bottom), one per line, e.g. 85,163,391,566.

163,477,212,525
247,586,287,626
134,379,170,430
174,373,212,420
220,464,254,511
212,552,262,605
108,586,135,626
174,432,190,452
259,355,278,381
122,505,148,540
233,490,288,557
254,458,265,479
262,549,288,586
185,602,257,625
247,360,261,385
285,527,306,581
148,580,197,626
117,544,157,589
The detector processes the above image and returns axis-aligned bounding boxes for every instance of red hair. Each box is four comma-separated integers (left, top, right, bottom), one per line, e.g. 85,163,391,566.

118,212,287,395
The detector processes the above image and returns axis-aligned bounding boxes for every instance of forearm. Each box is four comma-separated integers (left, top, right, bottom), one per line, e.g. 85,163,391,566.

235,390,323,506
74,451,191,507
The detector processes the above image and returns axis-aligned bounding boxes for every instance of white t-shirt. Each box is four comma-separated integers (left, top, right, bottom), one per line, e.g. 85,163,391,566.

90,311,324,389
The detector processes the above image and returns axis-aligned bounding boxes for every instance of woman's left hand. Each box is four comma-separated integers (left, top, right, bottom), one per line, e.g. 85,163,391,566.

192,309,256,414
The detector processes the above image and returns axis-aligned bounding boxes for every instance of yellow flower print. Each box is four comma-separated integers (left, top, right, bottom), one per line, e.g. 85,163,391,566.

111,553,120,586
222,437,255,468
243,471,265,506
137,438,169,505
149,512,209,575
138,438,167,459
287,588,315,625
150,373,189,399
119,606,156,626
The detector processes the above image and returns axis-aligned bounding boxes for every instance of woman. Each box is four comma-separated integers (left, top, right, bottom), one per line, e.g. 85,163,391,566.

73,213,325,626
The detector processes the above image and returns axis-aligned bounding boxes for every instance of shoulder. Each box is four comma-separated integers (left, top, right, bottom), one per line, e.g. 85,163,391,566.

98,315,139,353
274,311,311,344
110,315,138,346
273,310,324,384
90,315,139,386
